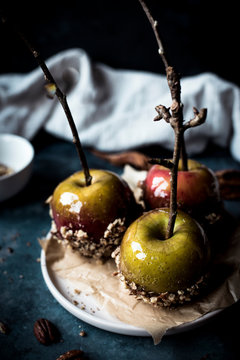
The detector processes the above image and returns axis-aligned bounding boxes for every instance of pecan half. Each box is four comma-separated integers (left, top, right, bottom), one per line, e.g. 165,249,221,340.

33,318,60,345
56,349,84,360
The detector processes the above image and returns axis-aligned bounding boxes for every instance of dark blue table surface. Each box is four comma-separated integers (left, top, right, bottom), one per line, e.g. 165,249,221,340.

1,131,240,360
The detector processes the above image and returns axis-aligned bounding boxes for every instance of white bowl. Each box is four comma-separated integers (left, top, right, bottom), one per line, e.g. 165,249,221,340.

0,134,34,202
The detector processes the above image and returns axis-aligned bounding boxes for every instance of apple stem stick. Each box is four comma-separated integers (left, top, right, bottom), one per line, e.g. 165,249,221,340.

166,128,182,238
138,0,188,171
138,0,207,238
1,14,92,187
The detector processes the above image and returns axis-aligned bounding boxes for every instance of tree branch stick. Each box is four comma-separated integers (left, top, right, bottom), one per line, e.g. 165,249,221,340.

138,0,188,239
1,14,92,186
184,107,207,130
138,0,188,174
138,0,169,69
180,133,188,172
166,129,182,239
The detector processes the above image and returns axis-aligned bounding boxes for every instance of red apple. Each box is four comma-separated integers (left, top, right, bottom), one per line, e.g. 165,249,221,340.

142,159,220,217
50,169,141,259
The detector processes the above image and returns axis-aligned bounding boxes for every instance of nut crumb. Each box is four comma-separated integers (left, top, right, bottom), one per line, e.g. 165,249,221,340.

45,195,52,204
0,163,13,176
56,349,84,360
51,217,126,259
73,300,79,306
74,289,81,295
0,321,9,334
112,246,207,307
79,330,86,337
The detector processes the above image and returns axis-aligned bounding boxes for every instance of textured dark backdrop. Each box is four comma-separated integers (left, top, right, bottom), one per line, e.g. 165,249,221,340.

1,3,240,360
1,0,240,87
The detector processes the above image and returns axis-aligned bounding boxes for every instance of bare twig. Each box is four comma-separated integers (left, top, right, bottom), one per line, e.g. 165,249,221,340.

138,0,184,238
154,105,171,122
138,0,169,69
138,0,207,239
180,136,188,172
138,0,188,177
184,107,207,130
1,14,92,186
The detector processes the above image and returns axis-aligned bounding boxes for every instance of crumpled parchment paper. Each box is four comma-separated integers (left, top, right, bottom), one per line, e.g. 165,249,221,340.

41,165,240,344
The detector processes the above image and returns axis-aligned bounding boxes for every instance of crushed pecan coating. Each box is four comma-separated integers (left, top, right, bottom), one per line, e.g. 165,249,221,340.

112,247,207,307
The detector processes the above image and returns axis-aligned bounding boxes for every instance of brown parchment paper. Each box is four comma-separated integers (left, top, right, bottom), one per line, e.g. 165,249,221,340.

41,165,240,344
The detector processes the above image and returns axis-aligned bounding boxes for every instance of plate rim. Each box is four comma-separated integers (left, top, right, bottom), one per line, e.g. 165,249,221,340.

40,249,222,337
40,249,150,336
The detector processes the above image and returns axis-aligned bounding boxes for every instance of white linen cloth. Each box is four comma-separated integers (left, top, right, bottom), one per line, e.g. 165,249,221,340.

0,48,239,161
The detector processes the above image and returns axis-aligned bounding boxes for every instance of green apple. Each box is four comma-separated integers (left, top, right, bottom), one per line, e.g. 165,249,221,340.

119,208,210,294
50,169,141,258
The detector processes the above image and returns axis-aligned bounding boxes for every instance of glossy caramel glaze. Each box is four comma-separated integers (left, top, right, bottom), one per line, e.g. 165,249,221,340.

120,208,210,293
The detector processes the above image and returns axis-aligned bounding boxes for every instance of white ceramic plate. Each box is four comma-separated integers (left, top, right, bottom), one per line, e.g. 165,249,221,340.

40,249,222,337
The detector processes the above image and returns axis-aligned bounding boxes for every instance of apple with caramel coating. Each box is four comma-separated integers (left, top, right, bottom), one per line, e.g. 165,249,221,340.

114,208,210,306
50,169,141,259
142,159,220,217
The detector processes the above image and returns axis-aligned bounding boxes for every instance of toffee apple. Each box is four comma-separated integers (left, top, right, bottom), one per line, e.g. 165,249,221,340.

142,159,221,216
17,25,143,260
113,208,210,306
113,0,213,307
50,169,141,259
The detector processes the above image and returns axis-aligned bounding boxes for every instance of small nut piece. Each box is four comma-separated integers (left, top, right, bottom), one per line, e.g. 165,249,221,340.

33,318,60,345
0,321,9,334
56,349,84,360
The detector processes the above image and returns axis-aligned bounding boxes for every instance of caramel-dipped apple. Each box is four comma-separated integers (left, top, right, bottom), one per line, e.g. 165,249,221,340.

113,208,210,306
113,0,212,307
16,25,142,260
142,159,221,217
50,169,141,259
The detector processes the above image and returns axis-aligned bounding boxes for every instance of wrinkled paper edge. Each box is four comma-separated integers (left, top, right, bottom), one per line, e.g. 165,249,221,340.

40,165,240,344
